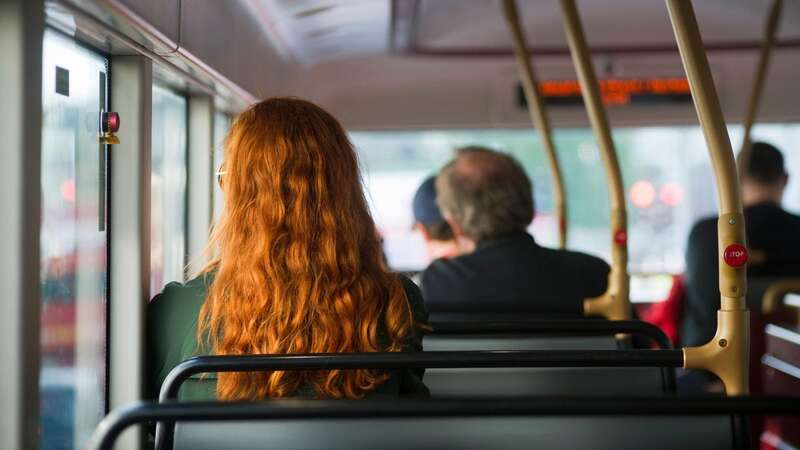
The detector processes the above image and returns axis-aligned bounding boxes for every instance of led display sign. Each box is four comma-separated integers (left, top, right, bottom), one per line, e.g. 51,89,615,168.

517,77,692,107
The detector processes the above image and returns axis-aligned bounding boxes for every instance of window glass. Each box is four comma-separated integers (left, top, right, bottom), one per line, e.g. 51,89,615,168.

351,124,800,301
40,31,108,450
212,112,232,222
151,86,188,297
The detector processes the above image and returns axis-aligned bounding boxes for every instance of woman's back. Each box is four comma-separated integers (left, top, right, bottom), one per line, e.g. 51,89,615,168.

147,97,428,401
147,273,428,400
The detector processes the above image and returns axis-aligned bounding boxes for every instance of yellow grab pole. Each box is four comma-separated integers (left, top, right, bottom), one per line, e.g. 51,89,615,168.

738,0,783,179
559,0,629,321
666,0,749,395
502,0,568,249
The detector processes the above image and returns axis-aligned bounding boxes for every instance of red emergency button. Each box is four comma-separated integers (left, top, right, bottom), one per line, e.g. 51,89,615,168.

723,244,748,267
613,230,627,245
102,111,120,133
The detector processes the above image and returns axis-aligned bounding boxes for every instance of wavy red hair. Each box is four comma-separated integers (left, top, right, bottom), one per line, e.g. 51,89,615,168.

198,97,414,400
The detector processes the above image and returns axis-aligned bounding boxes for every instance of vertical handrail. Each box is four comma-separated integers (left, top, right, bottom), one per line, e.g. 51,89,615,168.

737,0,783,178
559,0,630,321
666,0,749,395
502,0,568,248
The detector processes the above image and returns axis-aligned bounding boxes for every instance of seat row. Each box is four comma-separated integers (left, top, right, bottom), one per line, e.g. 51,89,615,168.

89,317,794,450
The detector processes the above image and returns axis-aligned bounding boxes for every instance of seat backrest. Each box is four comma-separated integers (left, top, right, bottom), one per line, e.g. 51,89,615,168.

422,334,669,396
423,333,620,351
174,415,739,450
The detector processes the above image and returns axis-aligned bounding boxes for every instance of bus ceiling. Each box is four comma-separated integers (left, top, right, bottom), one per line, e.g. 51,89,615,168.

252,0,800,129
48,0,800,128
249,0,800,62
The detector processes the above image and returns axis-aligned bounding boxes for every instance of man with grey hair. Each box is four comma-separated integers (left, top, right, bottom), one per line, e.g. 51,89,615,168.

420,147,609,316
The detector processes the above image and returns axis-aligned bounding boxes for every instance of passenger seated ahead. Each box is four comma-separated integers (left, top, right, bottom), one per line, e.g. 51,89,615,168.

147,97,428,401
412,176,463,265
682,142,800,347
421,147,609,316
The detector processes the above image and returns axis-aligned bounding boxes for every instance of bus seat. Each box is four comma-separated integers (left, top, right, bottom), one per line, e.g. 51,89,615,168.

423,333,621,351
422,334,670,396
429,313,590,322
173,415,739,450
423,367,666,396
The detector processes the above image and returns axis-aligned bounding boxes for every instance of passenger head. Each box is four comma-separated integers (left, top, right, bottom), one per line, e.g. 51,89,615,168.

201,97,415,400
740,141,788,206
412,176,459,260
436,147,534,246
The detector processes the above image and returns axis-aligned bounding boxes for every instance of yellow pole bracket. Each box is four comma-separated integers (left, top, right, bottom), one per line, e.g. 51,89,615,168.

559,0,630,321
502,0,568,249
762,279,800,314
737,0,783,178
666,0,749,396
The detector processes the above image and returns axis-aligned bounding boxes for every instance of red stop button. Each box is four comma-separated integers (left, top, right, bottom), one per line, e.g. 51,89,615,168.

723,244,748,267
613,230,627,245
102,111,120,133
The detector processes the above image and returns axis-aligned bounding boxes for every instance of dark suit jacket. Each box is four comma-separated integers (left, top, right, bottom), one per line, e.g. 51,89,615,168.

420,232,610,316
681,202,800,347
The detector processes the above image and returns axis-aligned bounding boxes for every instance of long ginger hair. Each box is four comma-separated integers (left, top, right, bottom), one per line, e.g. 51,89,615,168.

198,97,414,400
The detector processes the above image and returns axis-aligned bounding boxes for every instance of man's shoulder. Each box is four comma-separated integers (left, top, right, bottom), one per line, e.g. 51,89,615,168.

776,208,800,226
419,254,476,303
423,247,484,274
689,215,718,240
557,247,608,266
420,256,460,286
534,245,610,274
692,215,717,229
424,240,607,271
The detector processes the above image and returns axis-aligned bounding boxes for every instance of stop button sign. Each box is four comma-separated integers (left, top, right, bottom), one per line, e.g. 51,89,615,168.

723,244,748,267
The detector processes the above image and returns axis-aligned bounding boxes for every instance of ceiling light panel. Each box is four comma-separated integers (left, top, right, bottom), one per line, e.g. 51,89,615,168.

253,0,390,64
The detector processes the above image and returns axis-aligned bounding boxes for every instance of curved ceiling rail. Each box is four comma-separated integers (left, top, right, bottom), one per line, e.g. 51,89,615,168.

502,0,568,249
666,0,749,396
559,0,630,321
737,0,783,179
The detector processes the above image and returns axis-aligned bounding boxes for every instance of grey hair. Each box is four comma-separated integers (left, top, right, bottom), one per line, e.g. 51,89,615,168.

435,147,534,243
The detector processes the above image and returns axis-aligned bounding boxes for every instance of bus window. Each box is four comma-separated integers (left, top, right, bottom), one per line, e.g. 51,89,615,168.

352,125,800,301
151,86,188,297
212,112,232,223
39,30,108,450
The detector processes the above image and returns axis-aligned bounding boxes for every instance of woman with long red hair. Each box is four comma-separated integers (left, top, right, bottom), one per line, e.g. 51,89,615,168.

147,97,428,400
